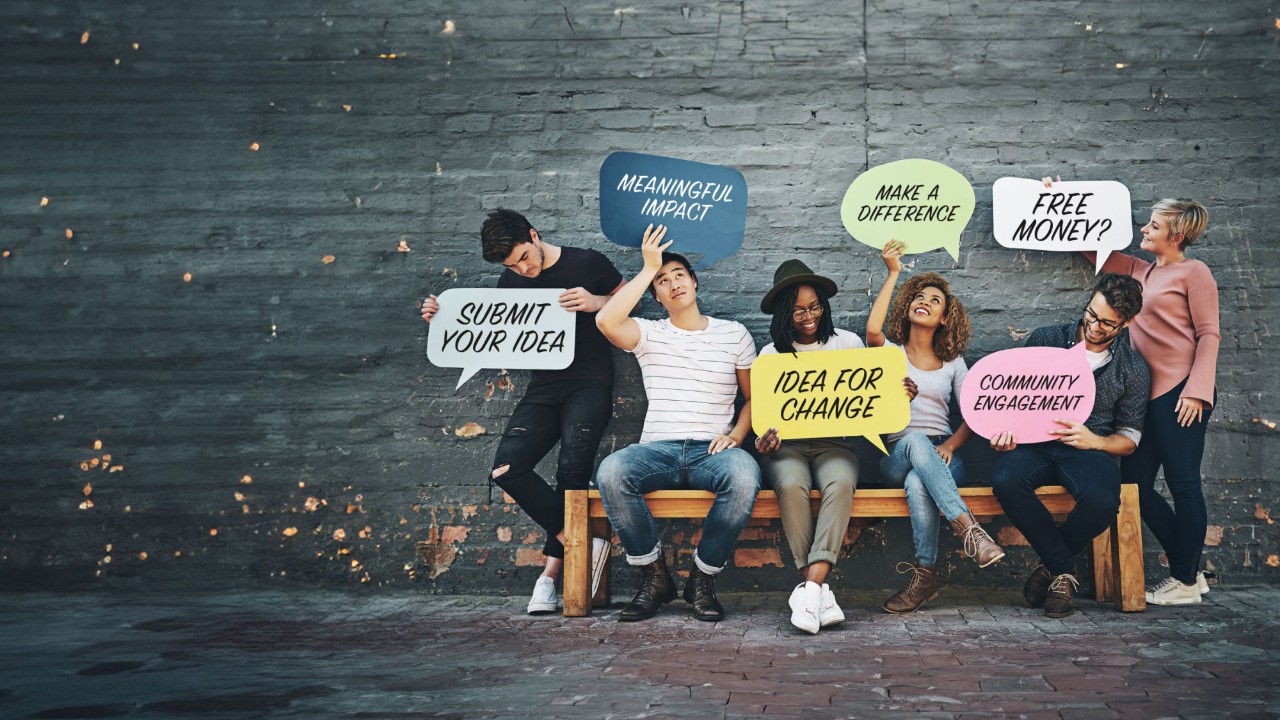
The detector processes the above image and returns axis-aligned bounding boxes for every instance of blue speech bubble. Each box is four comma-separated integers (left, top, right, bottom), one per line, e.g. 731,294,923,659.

599,151,748,269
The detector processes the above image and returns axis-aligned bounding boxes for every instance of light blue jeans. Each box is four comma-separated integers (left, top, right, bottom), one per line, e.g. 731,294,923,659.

596,440,761,574
878,432,969,567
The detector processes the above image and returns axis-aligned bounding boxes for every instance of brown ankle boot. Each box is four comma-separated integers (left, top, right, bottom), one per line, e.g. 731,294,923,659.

882,562,939,614
951,512,1005,568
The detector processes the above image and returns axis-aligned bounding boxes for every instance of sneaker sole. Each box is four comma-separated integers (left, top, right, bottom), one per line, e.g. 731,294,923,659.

882,591,939,614
820,614,845,627
1146,594,1202,606
527,604,557,615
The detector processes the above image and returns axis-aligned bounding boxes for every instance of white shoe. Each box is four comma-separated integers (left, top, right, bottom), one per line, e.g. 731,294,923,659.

1146,576,1201,606
527,575,558,614
1197,571,1210,594
590,538,611,597
788,581,821,634
819,583,845,627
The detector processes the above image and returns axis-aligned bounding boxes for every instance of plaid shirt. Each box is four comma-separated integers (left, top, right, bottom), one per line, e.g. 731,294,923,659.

1025,322,1151,447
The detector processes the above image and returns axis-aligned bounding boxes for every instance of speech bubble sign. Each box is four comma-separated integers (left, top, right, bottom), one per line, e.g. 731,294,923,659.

426,288,576,390
751,347,911,455
959,345,1097,444
599,151,748,270
992,177,1133,273
840,158,975,261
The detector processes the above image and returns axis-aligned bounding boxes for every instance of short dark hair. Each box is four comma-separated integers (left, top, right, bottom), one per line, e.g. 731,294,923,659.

648,252,698,300
1091,273,1144,323
480,209,535,264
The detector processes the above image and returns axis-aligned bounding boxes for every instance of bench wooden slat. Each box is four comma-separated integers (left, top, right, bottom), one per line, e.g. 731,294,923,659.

562,484,1144,617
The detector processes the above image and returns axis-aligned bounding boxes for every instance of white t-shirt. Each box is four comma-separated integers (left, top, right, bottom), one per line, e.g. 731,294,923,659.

758,328,866,356
631,316,757,443
884,340,967,443
1086,347,1112,372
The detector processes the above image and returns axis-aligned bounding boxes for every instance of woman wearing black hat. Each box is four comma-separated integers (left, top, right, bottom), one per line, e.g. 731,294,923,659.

755,259,873,635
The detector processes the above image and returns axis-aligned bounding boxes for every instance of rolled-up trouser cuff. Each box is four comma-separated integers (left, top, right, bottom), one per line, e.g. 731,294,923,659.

625,543,662,566
693,551,724,575
805,550,839,568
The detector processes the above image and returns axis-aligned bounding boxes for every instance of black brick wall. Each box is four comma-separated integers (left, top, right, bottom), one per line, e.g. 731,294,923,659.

1,1,1276,594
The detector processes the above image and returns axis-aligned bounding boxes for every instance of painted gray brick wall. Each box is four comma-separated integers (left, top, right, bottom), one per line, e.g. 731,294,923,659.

0,1,1276,594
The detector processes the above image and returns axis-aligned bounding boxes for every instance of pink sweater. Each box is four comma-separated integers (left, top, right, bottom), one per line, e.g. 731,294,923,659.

1097,252,1221,405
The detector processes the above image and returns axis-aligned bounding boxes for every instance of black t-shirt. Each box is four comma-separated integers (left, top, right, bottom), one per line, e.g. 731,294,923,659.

497,245,623,385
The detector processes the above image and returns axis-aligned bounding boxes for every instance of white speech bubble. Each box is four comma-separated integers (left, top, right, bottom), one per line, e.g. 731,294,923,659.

426,288,576,389
992,177,1133,272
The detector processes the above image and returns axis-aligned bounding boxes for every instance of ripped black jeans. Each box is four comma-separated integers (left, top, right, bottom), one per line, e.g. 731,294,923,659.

492,379,612,559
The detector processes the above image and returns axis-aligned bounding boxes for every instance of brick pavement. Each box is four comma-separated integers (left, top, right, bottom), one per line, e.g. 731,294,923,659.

1,587,1277,719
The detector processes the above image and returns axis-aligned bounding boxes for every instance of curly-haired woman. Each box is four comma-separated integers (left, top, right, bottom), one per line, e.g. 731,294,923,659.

867,241,1004,613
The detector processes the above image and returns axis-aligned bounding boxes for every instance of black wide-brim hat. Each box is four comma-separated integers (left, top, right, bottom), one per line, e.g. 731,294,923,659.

760,259,839,313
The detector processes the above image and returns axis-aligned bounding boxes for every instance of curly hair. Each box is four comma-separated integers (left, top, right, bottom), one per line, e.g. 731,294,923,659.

884,272,971,362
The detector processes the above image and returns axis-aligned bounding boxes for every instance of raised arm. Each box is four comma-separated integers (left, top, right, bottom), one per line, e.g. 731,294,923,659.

596,224,671,351
866,239,904,347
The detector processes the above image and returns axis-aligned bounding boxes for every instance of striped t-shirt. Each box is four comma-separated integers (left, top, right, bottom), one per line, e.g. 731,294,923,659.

631,317,757,443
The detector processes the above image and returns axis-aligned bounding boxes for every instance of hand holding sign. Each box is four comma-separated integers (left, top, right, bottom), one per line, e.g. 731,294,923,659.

751,347,911,455
599,152,747,269
960,345,1096,445
841,159,975,261
992,177,1133,272
426,288,576,389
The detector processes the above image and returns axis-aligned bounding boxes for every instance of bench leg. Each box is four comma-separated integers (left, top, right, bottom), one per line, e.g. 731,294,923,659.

1091,527,1115,603
1111,483,1146,611
590,517,613,608
563,490,592,617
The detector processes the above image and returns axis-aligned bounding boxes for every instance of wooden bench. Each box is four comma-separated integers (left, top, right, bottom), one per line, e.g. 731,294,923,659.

562,485,1145,617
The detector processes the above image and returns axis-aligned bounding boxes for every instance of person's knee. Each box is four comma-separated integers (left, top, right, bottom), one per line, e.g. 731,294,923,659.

595,453,629,494
1079,489,1121,519
990,461,1024,497
719,451,761,494
772,471,811,497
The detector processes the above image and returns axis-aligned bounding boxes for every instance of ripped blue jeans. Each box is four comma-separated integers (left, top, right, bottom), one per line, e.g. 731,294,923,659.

491,380,612,559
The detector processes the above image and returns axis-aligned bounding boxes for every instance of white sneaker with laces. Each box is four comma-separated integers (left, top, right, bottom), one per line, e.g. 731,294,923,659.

818,583,845,627
590,538,611,597
1146,576,1201,606
1197,571,1210,594
527,575,558,614
788,581,821,634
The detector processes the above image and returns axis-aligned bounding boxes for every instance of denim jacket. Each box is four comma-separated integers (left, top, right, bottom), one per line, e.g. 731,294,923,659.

1025,322,1151,447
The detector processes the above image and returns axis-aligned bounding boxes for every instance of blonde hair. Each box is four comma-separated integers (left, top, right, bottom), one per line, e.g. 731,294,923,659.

1151,199,1209,251
885,272,971,362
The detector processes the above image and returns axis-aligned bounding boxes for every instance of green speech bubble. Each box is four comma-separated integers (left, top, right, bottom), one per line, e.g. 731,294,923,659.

840,158,975,261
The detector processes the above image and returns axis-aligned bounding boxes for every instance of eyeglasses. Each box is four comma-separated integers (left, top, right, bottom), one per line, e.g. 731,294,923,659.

792,304,824,320
1083,306,1121,332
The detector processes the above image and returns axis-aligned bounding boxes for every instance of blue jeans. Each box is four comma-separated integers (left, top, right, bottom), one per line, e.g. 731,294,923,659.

596,440,761,574
878,432,968,567
992,443,1121,577
1123,379,1215,584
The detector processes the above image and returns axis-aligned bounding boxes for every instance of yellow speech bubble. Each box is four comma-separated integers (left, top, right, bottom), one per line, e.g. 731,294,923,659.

751,347,910,454
840,158,975,261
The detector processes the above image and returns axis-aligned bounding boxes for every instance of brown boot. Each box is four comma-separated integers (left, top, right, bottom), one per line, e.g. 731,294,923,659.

950,512,1005,568
882,562,939,614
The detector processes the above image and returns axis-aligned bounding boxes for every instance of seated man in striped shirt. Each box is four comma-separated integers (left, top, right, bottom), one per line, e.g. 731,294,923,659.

594,224,761,622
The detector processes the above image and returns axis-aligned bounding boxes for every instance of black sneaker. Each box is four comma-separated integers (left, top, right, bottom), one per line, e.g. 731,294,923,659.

1023,564,1052,608
1044,573,1078,618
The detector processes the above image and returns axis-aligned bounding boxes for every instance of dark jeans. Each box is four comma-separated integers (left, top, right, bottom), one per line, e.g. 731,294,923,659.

492,379,612,560
1123,379,1214,584
992,443,1121,576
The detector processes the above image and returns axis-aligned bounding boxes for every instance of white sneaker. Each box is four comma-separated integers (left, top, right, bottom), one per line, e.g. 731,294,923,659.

788,581,821,634
1197,571,1210,594
590,538,611,597
818,583,845,627
1146,576,1201,606
527,575,558,614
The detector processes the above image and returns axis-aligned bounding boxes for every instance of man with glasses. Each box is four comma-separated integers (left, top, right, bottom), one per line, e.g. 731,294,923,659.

989,273,1152,618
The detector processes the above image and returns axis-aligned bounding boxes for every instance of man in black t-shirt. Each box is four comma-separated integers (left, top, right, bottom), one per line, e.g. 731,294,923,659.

421,209,623,614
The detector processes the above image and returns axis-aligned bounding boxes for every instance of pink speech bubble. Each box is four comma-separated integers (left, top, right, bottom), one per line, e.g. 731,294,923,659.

959,345,1096,444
